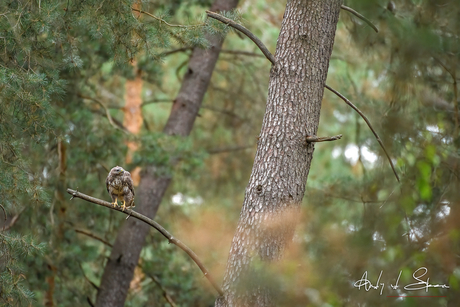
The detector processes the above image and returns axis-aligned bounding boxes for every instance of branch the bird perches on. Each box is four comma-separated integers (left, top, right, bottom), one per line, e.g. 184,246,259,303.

66,188,224,296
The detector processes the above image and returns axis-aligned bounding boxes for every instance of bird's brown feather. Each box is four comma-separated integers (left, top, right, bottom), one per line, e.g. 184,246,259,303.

106,166,135,208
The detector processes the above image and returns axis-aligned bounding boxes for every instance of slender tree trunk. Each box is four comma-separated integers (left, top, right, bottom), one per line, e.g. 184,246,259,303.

215,1,342,306
95,1,239,306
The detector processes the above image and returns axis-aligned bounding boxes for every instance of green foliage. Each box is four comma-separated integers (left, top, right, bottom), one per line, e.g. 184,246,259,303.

0,233,45,305
2,0,459,306
0,0,233,305
301,0,460,305
131,133,207,177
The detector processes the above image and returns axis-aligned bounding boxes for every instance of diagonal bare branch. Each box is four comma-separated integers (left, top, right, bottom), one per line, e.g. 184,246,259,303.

0,204,5,221
75,227,177,306
139,264,177,307
324,85,400,182
1,209,23,232
78,94,131,134
132,8,202,28
75,229,113,247
160,47,265,58
205,10,398,182
340,5,379,33
79,262,100,290
66,188,224,296
205,10,276,65
433,56,459,135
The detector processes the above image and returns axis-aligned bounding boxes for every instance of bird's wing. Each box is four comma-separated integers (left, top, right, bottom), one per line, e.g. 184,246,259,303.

123,171,135,196
106,174,110,193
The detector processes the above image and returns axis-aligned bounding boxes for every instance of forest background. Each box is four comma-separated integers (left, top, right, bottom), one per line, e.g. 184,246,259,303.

1,0,460,306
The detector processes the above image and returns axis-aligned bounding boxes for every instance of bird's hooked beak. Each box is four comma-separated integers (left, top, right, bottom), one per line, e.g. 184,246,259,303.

113,166,124,174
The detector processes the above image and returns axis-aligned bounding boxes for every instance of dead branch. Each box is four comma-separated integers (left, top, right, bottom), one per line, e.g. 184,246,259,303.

201,105,242,119
221,49,265,58
149,275,177,307
141,99,174,107
132,8,201,28
0,204,5,221
75,229,113,247
139,264,177,307
341,5,379,33
1,211,22,232
206,8,377,65
79,262,100,290
161,47,265,58
205,11,398,181
207,145,253,154
324,85,400,182
205,10,276,65
66,188,224,296
306,134,343,143
78,94,131,134
433,56,459,135
74,225,190,294
140,99,243,119
161,47,192,57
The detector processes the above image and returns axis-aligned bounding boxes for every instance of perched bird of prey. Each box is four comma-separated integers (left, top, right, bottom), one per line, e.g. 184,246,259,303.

106,166,135,211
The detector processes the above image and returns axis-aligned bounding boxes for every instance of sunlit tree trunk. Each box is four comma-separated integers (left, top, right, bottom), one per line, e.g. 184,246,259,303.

216,1,342,306
123,63,143,187
95,0,239,306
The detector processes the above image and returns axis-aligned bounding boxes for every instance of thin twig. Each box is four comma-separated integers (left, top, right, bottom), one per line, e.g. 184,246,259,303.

0,204,6,232
79,263,100,290
309,187,384,204
140,98,242,119
379,186,398,208
66,188,223,296
161,47,265,58
306,134,342,143
433,56,459,135
138,264,177,307
1,158,30,175
201,105,241,119
325,85,400,182
78,95,130,134
1,211,22,232
205,11,275,65
161,47,192,57
149,275,177,307
341,5,379,33
221,49,265,58
0,204,6,221
132,8,200,28
207,145,253,154
75,229,113,247
206,10,397,181
141,99,174,107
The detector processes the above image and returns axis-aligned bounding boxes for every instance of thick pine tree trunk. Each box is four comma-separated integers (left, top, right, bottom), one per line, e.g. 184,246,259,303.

95,1,239,306
216,1,342,306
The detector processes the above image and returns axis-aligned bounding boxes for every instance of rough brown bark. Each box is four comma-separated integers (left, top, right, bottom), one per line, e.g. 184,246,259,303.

215,1,342,306
94,1,239,306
